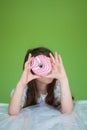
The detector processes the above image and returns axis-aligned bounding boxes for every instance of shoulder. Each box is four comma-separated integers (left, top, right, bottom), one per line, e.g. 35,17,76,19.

10,86,28,97
10,86,28,107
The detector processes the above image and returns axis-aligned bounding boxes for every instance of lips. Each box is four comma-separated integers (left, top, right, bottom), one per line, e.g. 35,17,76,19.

30,55,52,76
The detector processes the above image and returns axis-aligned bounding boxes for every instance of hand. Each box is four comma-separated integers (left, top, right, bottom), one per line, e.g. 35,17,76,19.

19,53,40,87
46,52,68,83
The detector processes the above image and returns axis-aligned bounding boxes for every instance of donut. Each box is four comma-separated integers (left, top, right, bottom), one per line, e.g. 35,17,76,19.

30,55,52,76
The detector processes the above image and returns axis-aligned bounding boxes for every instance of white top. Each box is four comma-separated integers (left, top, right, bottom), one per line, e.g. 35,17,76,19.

11,80,61,107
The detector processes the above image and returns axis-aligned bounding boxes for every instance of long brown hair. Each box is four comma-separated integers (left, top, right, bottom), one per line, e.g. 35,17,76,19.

23,47,61,108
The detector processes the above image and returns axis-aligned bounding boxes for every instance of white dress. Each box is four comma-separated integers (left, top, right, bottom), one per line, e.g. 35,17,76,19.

10,80,61,107
0,81,87,130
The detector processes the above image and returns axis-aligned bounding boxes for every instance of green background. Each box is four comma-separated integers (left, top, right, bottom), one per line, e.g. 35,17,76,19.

0,0,87,103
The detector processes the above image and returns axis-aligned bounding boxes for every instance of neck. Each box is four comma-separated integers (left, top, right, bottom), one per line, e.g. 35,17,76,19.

36,81,47,94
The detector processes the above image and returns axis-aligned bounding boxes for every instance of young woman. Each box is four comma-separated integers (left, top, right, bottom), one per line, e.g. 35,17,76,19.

0,47,86,130
8,47,73,115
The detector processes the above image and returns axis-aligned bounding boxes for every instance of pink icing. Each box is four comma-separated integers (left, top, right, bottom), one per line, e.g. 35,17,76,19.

30,55,52,76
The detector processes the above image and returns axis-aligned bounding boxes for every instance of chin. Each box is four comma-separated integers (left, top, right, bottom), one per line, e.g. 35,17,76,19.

37,78,53,84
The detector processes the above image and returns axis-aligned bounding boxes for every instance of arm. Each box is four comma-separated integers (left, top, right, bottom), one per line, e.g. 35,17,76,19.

47,52,73,114
8,54,40,115
59,77,73,114
8,82,25,115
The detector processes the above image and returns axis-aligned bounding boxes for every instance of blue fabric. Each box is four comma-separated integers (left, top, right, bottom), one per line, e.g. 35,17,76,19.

0,101,87,130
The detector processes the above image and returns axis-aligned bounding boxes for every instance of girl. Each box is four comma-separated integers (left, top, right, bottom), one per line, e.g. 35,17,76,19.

0,47,86,130
8,47,73,115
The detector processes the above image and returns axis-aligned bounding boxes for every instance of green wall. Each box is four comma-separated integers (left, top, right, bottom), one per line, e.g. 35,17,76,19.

0,0,87,103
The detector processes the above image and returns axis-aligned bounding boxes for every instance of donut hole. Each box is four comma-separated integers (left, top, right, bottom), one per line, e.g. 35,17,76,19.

39,64,44,68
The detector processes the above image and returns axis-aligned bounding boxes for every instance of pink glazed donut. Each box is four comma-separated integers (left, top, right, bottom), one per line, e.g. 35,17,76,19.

30,55,52,76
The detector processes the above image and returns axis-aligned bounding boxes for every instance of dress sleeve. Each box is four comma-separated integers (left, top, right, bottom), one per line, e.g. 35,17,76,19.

54,80,61,102
10,86,28,107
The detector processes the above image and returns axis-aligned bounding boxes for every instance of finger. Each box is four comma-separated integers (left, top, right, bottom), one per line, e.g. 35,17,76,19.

33,75,42,79
58,54,63,65
24,53,32,68
25,59,32,69
28,53,32,61
54,52,59,64
45,74,52,78
24,61,29,68
51,62,57,69
49,53,55,64
27,54,34,68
